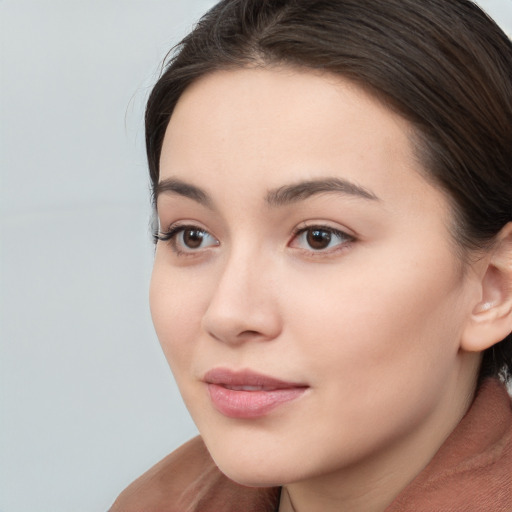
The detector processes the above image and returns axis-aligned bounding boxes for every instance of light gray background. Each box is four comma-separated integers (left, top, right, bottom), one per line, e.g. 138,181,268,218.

1,1,511,511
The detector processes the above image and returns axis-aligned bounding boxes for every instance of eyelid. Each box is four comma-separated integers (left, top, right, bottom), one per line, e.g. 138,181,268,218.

155,220,210,241
293,220,356,238
155,222,219,255
289,222,355,255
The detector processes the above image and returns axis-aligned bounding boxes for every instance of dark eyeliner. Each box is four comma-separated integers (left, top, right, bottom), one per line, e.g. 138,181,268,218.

154,224,186,244
153,225,185,243
154,223,220,257
293,225,354,242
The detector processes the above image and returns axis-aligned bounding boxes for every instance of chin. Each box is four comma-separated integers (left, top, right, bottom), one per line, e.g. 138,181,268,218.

211,454,281,487
219,465,290,489
206,438,317,489
203,441,286,487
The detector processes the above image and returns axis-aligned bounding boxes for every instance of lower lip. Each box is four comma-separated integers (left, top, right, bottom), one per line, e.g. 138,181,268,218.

207,384,306,419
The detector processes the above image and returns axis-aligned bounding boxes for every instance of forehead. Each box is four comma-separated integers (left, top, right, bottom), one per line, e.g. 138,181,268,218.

159,67,442,214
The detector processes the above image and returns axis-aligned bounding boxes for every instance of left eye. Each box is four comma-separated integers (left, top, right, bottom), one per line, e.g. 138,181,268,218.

291,226,352,251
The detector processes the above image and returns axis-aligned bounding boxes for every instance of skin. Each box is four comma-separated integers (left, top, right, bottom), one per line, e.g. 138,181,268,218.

150,67,487,512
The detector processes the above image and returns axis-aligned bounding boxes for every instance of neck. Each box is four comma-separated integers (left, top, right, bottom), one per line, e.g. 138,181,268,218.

278,369,478,512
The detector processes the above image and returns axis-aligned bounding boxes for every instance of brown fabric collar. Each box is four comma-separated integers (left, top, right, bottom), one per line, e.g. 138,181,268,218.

384,378,512,511
110,378,511,512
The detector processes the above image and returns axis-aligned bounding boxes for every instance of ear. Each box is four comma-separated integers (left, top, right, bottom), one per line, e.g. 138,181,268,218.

461,222,512,352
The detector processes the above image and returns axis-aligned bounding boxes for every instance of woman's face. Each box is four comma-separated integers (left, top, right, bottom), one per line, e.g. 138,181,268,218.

150,68,481,487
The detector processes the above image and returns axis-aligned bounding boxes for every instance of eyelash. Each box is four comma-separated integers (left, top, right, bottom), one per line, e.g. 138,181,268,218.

154,223,355,257
290,224,355,255
154,223,219,256
154,224,189,244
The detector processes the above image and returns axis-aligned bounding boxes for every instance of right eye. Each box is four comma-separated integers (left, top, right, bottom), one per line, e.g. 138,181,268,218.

155,225,219,255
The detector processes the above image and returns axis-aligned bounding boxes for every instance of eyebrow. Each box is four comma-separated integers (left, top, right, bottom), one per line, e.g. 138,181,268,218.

154,176,379,209
265,177,379,206
154,178,213,208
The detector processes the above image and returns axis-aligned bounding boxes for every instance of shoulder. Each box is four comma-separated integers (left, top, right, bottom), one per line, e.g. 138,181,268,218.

386,378,512,511
108,436,279,512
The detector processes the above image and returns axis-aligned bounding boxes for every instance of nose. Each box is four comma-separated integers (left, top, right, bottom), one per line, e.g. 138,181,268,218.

201,249,283,345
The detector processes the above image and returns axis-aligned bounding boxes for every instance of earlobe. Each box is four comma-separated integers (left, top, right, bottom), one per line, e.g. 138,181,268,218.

461,222,512,352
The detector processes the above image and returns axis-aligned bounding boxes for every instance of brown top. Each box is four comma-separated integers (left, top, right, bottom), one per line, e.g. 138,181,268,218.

110,379,512,512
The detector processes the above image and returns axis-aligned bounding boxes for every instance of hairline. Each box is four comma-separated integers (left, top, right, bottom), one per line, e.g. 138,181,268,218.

152,61,481,265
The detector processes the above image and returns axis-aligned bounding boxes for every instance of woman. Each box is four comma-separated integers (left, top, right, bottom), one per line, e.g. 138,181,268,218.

111,0,512,510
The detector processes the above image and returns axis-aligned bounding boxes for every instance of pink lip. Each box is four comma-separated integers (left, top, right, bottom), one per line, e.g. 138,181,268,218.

203,368,308,419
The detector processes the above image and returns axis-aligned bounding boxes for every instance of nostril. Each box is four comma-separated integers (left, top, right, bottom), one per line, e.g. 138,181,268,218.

201,282,283,344
240,330,261,337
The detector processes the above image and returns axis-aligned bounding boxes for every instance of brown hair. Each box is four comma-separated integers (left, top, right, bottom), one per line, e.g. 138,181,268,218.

145,0,512,380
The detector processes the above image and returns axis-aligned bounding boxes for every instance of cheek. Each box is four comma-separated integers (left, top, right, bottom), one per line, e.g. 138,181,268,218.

149,262,207,374
269,252,471,468
286,247,468,394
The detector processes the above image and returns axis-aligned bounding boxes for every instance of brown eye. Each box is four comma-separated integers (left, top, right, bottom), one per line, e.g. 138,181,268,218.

182,229,206,249
306,229,332,250
290,225,353,253
156,224,219,253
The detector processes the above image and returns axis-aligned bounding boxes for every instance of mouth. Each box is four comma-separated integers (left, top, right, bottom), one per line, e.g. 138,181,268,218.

203,368,308,419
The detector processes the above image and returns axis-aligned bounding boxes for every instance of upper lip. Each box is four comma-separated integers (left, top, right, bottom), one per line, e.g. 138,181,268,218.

203,368,308,390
